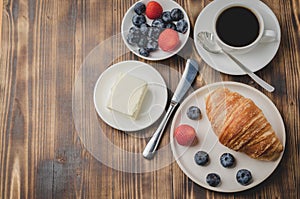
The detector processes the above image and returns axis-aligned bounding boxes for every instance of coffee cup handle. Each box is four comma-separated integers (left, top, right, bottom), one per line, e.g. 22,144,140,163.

260,30,277,43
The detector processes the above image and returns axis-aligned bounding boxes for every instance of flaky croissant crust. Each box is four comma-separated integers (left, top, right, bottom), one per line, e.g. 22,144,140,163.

206,88,283,161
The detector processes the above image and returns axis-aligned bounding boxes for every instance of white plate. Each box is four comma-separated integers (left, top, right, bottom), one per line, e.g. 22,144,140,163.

170,82,285,192
94,61,168,131
121,0,190,61
193,0,281,75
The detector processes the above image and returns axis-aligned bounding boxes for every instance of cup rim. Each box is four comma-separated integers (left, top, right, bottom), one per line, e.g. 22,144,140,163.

213,3,264,50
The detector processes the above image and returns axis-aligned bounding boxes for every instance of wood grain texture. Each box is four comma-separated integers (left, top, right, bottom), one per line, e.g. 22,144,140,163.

0,0,299,198
0,0,2,53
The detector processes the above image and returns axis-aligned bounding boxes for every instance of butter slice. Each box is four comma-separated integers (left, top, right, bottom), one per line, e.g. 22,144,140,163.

107,73,148,119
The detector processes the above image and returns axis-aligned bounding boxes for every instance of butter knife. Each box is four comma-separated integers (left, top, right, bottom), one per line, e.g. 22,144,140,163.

143,59,199,159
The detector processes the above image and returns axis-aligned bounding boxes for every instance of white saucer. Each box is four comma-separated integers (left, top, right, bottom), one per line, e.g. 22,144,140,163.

170,82,285,192
93,61,168,131
193,0,281,75
121,0,190,61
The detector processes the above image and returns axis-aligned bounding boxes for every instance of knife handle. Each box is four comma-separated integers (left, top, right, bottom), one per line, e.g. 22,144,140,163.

142,101,178,159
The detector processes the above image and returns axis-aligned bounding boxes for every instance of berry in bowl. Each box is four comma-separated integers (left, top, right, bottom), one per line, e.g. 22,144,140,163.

121,0,190,61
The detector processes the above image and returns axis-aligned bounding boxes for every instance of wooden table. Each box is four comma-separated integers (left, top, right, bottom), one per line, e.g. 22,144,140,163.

0,0,299,198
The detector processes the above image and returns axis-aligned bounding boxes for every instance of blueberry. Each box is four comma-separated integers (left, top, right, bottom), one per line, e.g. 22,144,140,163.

137,36,148,48
187,106,202,120
132,14,146,27
146,38,158,52
127,27,141,45
194,151,209,166
165,22,176,30
206,173,221,187
162,11,172,23
148,27,161,40
126,32,140,45
220,153,235,168
236,169,252,186
140,23,149,35
176,19,188,33
152,18,166,29
134,2,146,15
139,47,149,57
170,8,184,21
129,26,140,34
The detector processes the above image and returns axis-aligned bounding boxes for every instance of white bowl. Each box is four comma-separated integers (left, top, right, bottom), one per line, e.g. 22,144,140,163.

121,0,190,61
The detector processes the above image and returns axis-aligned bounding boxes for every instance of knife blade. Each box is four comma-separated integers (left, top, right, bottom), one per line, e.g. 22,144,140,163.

143,59,199,159
171,59,199,103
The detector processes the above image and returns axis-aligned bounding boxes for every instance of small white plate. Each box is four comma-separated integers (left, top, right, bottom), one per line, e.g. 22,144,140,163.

121,0,190,61
193,0,281,75
94,61,168,131
170,82,285,192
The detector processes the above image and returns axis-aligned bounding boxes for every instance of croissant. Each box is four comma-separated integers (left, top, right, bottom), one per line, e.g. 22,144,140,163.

205,87,283,161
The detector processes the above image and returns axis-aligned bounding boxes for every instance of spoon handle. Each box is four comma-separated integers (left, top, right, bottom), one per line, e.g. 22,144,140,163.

223,51,275,92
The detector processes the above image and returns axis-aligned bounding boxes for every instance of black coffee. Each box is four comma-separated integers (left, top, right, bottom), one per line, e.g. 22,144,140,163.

216,6,260,47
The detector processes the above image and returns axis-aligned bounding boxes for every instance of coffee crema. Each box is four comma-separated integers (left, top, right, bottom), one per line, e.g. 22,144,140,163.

216,6,260,47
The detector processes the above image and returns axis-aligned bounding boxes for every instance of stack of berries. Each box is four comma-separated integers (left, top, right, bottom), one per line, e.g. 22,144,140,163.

126,1,189,57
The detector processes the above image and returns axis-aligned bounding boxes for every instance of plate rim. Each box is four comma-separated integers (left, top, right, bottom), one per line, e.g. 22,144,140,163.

170,81,286,193
93,60,168,131
121,0,191,61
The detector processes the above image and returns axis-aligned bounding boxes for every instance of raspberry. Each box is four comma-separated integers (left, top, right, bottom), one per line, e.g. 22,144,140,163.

145,1,163,19
158,29,179,52
174,124,196,146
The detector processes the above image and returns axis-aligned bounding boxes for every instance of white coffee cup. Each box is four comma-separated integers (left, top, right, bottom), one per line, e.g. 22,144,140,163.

213,3,276,54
